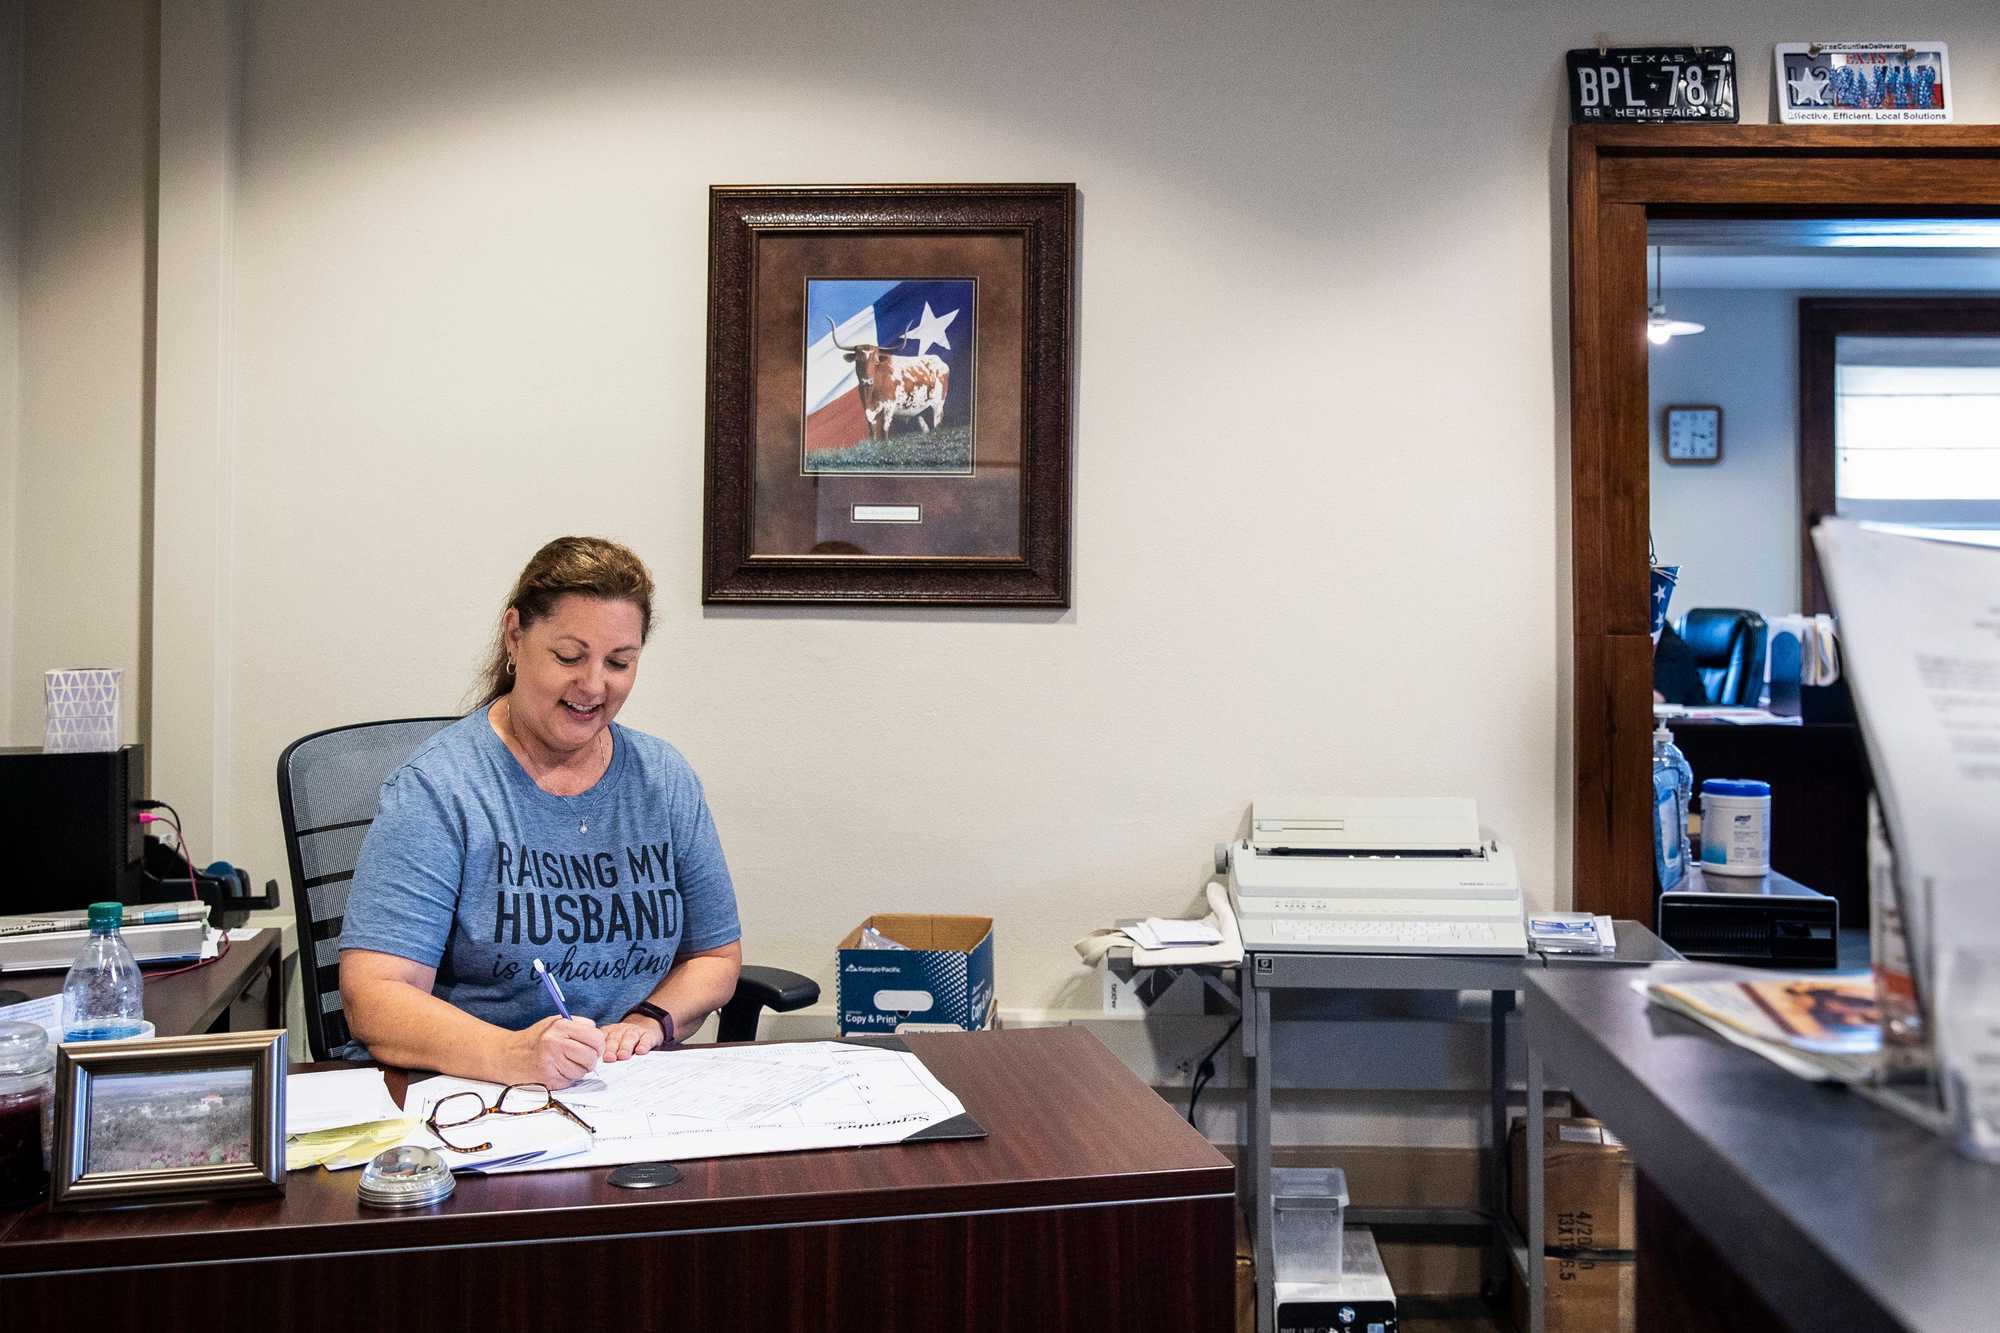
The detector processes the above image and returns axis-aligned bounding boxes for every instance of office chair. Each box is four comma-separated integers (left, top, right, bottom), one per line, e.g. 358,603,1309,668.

1675,608,1769,707
278,716,818,1062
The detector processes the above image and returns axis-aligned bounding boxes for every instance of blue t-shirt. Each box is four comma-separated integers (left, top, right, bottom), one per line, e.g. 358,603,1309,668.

337,708,740,1058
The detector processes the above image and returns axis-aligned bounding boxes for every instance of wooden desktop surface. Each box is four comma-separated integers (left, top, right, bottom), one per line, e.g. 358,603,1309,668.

1526,964,2000,1331
1,1025,1234,1332
4,926,281,1037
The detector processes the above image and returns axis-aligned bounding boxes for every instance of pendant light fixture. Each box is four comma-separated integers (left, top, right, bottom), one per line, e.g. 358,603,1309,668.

1647,245,1705,345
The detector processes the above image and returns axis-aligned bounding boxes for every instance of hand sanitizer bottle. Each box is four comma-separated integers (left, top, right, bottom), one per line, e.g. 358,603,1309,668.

1652,724,1695,888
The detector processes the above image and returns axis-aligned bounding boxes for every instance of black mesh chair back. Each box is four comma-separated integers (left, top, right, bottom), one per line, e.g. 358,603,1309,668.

278,717,456,1061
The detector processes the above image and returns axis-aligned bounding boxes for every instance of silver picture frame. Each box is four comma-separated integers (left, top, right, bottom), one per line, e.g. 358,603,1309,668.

52,1028,287,1211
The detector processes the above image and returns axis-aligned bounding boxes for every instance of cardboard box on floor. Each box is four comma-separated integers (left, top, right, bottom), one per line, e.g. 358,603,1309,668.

836,914,994,1035
1508,1116,1637,1251
1512,1252,1636,1333
1509,1116,1636,1333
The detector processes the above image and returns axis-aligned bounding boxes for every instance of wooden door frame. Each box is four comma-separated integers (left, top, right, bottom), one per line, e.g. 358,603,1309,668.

1568,125,2000,921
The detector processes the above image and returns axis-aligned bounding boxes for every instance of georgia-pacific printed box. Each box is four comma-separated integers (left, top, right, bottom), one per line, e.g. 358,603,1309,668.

837,914,994,1035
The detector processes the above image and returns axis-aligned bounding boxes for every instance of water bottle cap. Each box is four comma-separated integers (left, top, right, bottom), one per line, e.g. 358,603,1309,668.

86,902,124,931
0,1021,53,1078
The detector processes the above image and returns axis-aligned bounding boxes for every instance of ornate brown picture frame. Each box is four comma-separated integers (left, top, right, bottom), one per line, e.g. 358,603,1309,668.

704,184,1075,605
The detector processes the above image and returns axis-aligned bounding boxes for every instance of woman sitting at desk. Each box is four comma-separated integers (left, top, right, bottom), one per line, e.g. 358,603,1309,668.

339,537,742,1088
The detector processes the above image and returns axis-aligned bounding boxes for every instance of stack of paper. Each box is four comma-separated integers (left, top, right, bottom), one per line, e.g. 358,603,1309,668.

0,994,63,1049
285,1068,413,1171
0,901,209,938
395,1039,971,1174
0,916,210,971
1073,884,1246,968
287,1119,413,1172
1125,917,1223,950
1650,704,1803,726
1641,968,1882,1083
1529,913,1616,955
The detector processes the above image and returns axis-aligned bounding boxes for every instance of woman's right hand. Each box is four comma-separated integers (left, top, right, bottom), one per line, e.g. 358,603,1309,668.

513,1015,605,1087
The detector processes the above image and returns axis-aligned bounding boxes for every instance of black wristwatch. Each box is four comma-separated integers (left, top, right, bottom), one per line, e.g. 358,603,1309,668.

625,1001,675,1044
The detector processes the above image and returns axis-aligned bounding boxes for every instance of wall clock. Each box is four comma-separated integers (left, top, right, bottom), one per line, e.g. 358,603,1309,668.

1663,404,1722,464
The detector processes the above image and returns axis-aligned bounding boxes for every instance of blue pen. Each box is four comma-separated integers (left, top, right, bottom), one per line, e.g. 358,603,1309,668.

531,958,573,1020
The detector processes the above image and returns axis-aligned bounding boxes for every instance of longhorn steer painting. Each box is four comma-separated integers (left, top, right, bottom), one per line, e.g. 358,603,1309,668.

802,277,976,474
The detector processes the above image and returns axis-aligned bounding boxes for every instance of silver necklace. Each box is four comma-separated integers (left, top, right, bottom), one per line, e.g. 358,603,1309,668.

505,698,605,833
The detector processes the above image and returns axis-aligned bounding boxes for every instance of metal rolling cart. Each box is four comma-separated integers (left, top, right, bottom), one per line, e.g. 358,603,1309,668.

1239,926,1674,1333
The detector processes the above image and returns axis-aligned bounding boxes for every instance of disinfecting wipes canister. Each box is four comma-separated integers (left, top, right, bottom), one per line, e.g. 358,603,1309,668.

1699,778,1771,876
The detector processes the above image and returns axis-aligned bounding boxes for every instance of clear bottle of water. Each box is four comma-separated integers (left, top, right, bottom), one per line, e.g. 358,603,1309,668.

61,903,147,1042
1652,723,1695,870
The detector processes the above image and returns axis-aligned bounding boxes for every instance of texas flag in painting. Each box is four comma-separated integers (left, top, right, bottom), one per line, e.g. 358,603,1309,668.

803,277,975,471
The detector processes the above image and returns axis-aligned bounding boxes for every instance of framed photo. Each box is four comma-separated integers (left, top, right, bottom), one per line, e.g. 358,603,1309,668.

1774,43,1950,124
52,1029,286,1210
704,184,1076,605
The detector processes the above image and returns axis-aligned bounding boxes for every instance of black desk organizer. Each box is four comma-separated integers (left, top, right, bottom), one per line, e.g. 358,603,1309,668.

1656,869,1840,969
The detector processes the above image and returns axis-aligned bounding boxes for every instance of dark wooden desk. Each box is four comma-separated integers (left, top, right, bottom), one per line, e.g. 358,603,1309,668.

1524,964,1999,1332
0,1026,1233,1332
4,926,282,1037
1665,719,1870,919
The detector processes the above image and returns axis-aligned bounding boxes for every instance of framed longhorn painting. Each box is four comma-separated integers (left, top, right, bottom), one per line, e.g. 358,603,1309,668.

703,184,1076,605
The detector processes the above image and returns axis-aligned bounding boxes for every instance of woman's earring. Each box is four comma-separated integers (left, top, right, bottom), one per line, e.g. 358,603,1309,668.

506,658,516,676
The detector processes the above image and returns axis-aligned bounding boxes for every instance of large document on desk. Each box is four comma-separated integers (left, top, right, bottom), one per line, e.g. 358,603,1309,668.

402,1040,976,1172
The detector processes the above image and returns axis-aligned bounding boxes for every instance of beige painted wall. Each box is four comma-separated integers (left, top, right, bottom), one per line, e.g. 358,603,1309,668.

11,0,150,749
13,4,2000,1078
219,0,1579,1021
0,1,21,739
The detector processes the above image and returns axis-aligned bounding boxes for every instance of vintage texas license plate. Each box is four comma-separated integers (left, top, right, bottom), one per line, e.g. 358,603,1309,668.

1566,47,1738,124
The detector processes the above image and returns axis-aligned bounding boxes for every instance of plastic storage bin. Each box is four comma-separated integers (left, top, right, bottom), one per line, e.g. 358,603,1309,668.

1271,1166,1349,1285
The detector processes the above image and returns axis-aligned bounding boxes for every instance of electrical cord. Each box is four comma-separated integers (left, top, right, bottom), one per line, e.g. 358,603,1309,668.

137,810,201,903
135,797,183,822
1184,1015,1241,1131
135,808,230,978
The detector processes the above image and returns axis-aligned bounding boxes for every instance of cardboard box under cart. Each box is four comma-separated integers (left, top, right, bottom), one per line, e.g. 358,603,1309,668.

1509,1116,1637,1333
837,914,995,1035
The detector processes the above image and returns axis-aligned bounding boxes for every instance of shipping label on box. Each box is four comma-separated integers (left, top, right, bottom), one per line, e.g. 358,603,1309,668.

1509,1117,1638,1252
837,914,994,1035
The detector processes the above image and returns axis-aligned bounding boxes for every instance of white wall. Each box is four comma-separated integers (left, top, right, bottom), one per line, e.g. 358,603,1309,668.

13,2,2000,1142
0,1,21,740
11,0,150,750
217,0,1588,1020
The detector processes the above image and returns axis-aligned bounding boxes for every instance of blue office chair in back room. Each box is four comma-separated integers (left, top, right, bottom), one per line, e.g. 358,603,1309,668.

277,716,818,1062
1675,608,1769,707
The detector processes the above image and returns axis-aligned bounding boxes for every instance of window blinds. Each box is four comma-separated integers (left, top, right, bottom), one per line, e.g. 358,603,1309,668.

1835,335,2000,535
